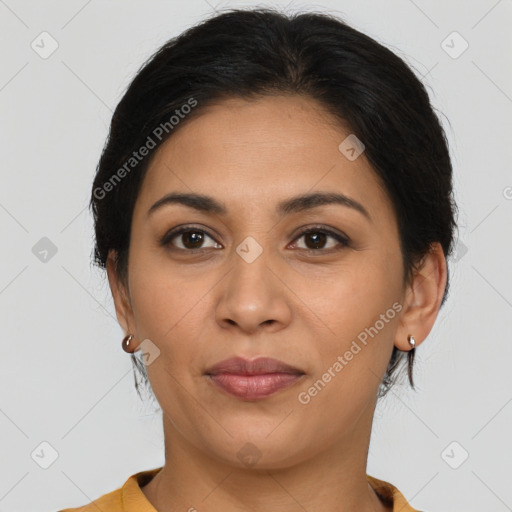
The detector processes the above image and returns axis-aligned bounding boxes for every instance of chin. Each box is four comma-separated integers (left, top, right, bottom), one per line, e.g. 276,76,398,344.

200,426,313,470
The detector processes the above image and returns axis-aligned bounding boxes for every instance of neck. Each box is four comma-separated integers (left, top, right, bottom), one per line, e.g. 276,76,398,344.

141,400,391,512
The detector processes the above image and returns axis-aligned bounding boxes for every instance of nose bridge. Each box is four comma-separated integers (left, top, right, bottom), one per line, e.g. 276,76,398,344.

229,232,272,297
235,233,267,266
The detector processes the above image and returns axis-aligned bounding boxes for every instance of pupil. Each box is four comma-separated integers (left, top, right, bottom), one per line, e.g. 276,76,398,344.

307,232,325,249
185,231,203,248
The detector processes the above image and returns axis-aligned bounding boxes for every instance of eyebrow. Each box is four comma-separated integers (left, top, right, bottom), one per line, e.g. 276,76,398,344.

147,191,371,221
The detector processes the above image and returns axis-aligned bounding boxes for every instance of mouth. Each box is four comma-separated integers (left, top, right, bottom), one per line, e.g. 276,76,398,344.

205,356,306,400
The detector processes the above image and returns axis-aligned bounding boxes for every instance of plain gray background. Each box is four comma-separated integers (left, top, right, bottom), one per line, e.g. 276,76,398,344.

1,1,511,511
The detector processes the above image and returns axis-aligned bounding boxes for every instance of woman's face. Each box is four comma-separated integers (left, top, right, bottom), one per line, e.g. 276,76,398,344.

110,94,412,468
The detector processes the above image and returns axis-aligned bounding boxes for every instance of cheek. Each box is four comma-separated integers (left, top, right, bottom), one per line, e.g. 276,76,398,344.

127,264,208,410
127,252,208,362
303,256,401,332
292,264,401,433
298,251,403,383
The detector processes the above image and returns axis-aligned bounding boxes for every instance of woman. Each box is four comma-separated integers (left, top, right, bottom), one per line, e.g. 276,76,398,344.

60,6,456,512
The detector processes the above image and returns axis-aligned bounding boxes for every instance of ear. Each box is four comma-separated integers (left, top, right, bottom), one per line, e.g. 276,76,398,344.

395,242,447,350
106,249,139,348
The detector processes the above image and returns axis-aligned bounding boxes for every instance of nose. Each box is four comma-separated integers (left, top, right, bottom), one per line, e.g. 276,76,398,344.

215,240,292,334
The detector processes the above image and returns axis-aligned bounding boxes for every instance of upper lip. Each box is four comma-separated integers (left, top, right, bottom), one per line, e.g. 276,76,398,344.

205,356,305,376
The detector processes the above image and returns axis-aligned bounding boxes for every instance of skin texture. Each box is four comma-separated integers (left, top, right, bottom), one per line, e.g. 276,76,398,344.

107,94,447,512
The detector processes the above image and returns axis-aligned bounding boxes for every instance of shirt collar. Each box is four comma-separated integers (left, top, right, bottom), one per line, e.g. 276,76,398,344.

121,467,417,512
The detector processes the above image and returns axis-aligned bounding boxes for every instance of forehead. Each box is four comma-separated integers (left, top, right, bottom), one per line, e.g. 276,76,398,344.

156,94,349,164
136,95,392,220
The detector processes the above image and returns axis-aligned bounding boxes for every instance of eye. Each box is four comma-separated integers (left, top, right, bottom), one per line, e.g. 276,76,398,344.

291,226,349,252
161,226,221,251
160,224,350,253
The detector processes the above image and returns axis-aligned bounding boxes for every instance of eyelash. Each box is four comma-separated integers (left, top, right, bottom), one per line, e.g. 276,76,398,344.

160,224,350,254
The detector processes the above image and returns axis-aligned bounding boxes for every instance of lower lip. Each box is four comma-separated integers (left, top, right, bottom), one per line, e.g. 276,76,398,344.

207,373,304,400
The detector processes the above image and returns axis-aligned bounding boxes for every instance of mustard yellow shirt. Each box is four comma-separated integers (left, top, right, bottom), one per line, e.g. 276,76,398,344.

58,467,419,511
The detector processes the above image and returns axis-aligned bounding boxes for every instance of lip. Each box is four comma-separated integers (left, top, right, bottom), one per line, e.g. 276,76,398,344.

205,356,305,400
205,356,304,376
